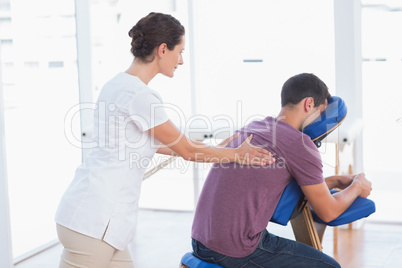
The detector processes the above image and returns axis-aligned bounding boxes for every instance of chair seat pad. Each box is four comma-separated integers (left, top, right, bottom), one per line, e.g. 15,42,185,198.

181,252,223,268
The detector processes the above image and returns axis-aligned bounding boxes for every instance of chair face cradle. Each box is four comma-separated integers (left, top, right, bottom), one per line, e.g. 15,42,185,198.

180,96,376,267
303,96,347,148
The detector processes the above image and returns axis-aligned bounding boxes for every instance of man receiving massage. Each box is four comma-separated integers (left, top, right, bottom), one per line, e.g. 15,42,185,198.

191,73,372,268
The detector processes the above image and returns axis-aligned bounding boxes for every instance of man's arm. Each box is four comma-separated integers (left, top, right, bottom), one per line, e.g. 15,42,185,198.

301,173,372,222
324,174,355,190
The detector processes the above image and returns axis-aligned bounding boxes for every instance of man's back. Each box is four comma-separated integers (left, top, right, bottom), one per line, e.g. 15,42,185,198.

191,116,324,258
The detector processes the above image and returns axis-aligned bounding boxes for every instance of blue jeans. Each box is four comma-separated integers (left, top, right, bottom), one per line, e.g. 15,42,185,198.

192,229,340,268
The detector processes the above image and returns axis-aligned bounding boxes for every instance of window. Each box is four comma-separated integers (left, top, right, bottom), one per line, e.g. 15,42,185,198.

361,1,402,222
4,0,81,259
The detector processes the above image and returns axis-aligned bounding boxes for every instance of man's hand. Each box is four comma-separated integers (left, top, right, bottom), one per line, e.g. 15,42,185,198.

351,173,372,198
326,173,372,198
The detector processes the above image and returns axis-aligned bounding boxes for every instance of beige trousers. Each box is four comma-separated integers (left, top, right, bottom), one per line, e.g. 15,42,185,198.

56,224,135,268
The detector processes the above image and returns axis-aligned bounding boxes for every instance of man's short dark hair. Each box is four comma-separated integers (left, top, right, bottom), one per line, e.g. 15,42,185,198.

281,73,331,108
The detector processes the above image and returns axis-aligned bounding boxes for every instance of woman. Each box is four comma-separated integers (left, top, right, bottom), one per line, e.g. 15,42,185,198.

55,12,273,268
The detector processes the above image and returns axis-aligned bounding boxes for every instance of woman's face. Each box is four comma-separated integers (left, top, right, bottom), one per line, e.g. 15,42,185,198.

159,36,185,78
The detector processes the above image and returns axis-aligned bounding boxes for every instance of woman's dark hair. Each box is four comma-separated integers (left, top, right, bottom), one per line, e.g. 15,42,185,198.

128,12,185,63
281,73,331,107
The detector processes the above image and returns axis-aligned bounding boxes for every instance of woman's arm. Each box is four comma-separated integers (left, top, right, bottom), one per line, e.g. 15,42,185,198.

156,132,240,156
149,120,274,165
156,146,179,156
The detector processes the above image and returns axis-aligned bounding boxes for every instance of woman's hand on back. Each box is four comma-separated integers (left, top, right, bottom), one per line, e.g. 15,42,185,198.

234,135,275,166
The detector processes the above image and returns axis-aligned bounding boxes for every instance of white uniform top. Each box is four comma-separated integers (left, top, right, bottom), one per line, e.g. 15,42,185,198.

55,72,169,250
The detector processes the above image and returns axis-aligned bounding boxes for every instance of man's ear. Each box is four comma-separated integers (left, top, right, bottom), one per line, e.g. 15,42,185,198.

157,43,168,57
304,97,315,112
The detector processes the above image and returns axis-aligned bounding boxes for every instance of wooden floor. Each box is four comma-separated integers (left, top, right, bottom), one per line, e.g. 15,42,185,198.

334,222,402,268
15,210,402,268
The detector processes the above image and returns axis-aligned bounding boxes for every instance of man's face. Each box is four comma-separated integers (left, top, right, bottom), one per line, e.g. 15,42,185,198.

304,99,328,128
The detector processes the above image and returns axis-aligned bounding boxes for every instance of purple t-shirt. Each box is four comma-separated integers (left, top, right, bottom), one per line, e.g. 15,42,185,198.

191,117,324,258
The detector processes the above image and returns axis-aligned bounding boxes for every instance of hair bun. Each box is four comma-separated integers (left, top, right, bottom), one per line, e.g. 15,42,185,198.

129,26,151,59
128,12,185,62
